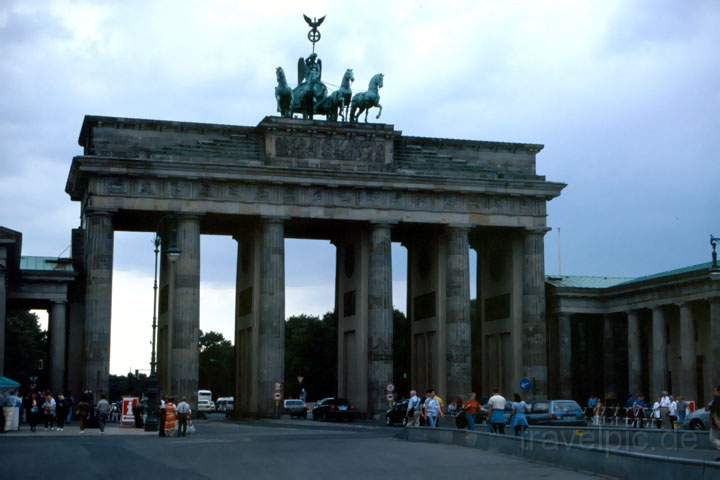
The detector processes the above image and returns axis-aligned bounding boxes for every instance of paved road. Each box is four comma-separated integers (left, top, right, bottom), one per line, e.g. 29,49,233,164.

0,416,607,479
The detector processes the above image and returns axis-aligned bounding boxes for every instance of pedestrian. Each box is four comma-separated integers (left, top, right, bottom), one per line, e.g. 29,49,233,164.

406,390,421,427
708,385,720,461
676,396,688,427
463,392,481,431
423,389,442,428
42,392,56,431
56,394,68,431
164,397,177,437
631,395,647,428
668,397,678,429
176,397,191,437
659,391,672,429
587,394,599,420
592,399,604,426
510,393,529,436
76,393,91,433
487,387,507,434
453,396,467,429
28,392,40,432
96,394,110,433
651,397,662,429
159,397,166,437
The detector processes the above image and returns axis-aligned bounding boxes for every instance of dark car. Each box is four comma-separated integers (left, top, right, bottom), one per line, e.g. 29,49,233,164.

283,399,308,419
526,400,586,426
312,397,356,421
385,399,409,426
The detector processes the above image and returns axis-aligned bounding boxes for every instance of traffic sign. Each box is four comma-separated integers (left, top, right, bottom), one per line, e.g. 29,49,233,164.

386,393,395,401
275,382,282,391
297,376,304,384
273,392,282,400
519,377,533,391
386,383,395,392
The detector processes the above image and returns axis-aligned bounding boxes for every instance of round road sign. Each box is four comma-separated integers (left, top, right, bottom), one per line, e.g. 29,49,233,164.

519,377,533,391
386,393,395,401
273,392,282,400
386,383,395,392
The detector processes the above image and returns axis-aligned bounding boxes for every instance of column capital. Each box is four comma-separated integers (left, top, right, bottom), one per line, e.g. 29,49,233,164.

84,208,115,218
260,215,290,225
525,226,551,236
446,223,472,231
369,221,395,229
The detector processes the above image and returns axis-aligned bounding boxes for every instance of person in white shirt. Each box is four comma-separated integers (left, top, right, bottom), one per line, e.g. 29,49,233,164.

668,399,678,429
176,397,192,437
652,399,662,429
406,390,421,427
487,388,507,434
659,391,672,429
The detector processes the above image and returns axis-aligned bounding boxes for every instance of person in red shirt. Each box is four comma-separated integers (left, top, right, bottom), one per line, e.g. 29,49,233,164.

463,392,481,431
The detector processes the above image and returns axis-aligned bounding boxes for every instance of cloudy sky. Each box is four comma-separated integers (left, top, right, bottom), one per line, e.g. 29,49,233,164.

1,0,718,374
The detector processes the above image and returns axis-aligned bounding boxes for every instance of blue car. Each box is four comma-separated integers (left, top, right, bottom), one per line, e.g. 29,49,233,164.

526,400,586,426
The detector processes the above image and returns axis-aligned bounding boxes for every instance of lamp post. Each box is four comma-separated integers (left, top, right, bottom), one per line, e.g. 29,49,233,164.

145,215,181,431
711,235,719,271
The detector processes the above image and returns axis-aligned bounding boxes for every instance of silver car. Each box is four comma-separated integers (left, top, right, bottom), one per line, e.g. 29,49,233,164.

683,407,710,430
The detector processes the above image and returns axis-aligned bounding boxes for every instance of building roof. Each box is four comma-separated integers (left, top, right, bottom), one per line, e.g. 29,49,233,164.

546,261,715,290
546,276,632,289
20,256,74,273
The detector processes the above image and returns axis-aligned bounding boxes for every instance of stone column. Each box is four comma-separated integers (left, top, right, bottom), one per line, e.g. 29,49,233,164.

650,306,668,397
709,298,720,391
258,218,285,416
170,215,200,406
522,229,548,398
626,310,642,397
50,301,67,394
678,302,697,399
367,223,393,416
445,226,471,400
603,313,617,401
557,312,572,399
83,211,114,396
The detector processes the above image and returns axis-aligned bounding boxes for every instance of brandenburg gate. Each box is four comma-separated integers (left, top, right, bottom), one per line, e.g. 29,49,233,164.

65,114,564,416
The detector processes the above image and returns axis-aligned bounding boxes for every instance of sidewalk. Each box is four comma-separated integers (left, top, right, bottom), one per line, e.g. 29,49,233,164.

1,423,156,437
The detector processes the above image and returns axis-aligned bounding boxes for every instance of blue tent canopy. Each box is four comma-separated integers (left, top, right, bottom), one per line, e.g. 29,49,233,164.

0,376,21,389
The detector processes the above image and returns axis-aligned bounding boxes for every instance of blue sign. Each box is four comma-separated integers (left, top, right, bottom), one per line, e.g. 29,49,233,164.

520,377,533,391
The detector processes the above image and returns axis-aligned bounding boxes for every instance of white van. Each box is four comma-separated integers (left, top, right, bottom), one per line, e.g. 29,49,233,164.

198,390,214,412
216,397,235,412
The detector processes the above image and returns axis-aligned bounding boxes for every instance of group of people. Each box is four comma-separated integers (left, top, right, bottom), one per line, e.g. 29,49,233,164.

157,396,193,437
3,390,112,433
588,390,697,429
404,387,530,436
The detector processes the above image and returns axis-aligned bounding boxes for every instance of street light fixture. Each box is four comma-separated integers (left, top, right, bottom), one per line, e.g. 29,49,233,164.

145,214,181,431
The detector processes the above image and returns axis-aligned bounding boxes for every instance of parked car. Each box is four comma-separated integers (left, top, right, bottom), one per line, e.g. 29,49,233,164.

312,398,356,421
526,400,586,426
198,399,215,412
683,407,710,430
284,399,308,419
385,399,409,426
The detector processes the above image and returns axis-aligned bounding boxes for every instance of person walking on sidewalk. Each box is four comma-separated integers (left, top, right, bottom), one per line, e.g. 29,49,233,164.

164,397,177,437
176,397,191,437
406,390,421,427
709,385,720,461
96,395,110,433
42,392,56,431
487,388,507,434
55,394,68,431
510,393,529,436
463,393,481,431
424,390,442,428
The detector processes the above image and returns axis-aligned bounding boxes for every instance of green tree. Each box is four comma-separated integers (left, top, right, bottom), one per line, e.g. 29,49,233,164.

284,312,337,401
198,330,235,398
5,310,48,389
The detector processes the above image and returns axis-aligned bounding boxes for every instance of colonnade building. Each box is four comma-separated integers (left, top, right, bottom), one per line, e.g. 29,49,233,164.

0,115,717,416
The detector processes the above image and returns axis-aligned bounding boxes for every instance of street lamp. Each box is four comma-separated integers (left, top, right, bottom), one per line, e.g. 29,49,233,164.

145,214,181,431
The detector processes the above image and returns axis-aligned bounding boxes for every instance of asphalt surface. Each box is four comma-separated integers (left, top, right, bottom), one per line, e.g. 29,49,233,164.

0,415,608,480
